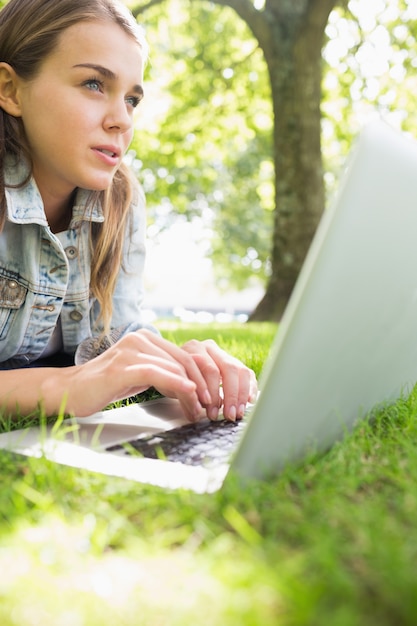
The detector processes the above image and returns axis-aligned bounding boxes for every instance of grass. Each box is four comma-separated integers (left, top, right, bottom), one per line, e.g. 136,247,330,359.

1,321,417,624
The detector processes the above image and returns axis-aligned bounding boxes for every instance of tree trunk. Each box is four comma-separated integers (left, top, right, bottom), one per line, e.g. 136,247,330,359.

249,0,337,320
210,0,337,319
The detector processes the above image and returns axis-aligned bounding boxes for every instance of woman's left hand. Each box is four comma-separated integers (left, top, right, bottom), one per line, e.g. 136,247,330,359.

181,339,258,422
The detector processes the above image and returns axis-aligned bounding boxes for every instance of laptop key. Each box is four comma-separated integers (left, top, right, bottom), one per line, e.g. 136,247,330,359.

106,418,247,467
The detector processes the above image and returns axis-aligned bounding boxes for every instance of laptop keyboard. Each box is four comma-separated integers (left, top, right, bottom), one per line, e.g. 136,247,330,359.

106,418,247,468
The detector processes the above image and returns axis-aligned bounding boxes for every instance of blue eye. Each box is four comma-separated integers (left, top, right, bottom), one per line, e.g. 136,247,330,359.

84,78,104,92
126,95,141,108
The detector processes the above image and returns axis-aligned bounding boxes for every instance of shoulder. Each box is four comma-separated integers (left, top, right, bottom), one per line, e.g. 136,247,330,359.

3,156,47,224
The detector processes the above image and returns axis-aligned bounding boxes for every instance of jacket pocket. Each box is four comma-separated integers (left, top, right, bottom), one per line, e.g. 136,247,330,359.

0,274,27,339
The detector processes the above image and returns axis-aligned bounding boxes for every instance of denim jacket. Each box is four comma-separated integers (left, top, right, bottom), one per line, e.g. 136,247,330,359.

0,157,146,368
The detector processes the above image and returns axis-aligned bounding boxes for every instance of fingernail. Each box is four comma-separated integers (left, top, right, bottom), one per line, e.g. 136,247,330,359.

203,389,212,406
238,404,246,418
208,406,219,421
227,405,237,422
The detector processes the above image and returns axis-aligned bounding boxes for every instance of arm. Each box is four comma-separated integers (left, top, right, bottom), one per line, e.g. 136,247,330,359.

0,330,202,420
64,185,256,422
0,329,257,422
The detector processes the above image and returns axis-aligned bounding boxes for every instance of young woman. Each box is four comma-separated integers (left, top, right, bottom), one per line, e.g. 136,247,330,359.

0,0,257,422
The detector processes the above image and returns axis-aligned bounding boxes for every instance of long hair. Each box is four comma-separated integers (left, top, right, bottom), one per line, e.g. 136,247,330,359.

0,0,148,333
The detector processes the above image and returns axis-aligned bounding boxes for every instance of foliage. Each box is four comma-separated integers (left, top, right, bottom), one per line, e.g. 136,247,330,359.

130,0,274,290
131,0,417,292
322,0,417,196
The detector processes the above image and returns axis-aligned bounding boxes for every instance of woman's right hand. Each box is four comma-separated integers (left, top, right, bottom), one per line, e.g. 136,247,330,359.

45,329,212,420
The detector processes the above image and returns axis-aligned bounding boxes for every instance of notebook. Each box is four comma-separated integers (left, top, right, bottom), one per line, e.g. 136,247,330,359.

1,118,417,493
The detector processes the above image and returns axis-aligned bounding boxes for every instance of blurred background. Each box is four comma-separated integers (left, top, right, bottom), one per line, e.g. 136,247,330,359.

124,0,417,324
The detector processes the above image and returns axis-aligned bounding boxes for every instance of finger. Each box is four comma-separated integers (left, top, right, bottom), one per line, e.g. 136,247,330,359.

187,351,223,420
248,369,259,403
83,345,203,422
135,363,203,422
181,339,224,419
203,340,257,421
129,330,213,404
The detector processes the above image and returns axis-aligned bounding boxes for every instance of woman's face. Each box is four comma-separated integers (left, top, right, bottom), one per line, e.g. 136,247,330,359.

15,19,144,204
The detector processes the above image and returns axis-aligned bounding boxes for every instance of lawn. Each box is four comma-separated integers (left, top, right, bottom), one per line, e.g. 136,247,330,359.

1,321,417,625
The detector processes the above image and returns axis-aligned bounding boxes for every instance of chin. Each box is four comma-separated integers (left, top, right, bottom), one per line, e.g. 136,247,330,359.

85,176,115,192
89,183,112,191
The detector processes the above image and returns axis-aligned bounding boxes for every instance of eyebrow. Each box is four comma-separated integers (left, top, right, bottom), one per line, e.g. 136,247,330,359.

73,63,144,98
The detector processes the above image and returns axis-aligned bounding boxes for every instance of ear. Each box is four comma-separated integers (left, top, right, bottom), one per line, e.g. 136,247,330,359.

0,63,23,117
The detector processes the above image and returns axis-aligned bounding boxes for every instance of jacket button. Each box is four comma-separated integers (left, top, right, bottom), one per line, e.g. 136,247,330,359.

65,246,78,259
8,280,18,289
70,310,83,322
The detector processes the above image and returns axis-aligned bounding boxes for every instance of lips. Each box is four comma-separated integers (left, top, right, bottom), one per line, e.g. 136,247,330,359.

92,145,121,166
94,146,121,158
98,148,117,157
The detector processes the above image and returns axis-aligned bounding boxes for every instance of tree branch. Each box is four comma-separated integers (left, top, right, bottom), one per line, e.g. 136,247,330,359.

207,0,258,23
131,0,273,50
209,0,275,56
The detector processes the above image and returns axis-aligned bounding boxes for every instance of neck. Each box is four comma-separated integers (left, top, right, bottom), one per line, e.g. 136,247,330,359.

34,179,75,233
45,196,74,233
48,207,73,233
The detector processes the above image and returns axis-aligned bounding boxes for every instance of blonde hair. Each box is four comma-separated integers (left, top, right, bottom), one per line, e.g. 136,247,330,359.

0,0,148,334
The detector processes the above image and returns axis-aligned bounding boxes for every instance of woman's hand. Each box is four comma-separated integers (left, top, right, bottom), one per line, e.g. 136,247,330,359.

41,329,257,421
181,339,258,421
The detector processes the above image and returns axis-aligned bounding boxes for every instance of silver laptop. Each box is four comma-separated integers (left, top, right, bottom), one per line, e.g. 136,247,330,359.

2,119,417,493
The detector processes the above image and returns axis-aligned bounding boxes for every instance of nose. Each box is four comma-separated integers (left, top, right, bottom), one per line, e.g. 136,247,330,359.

103,98,132,134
